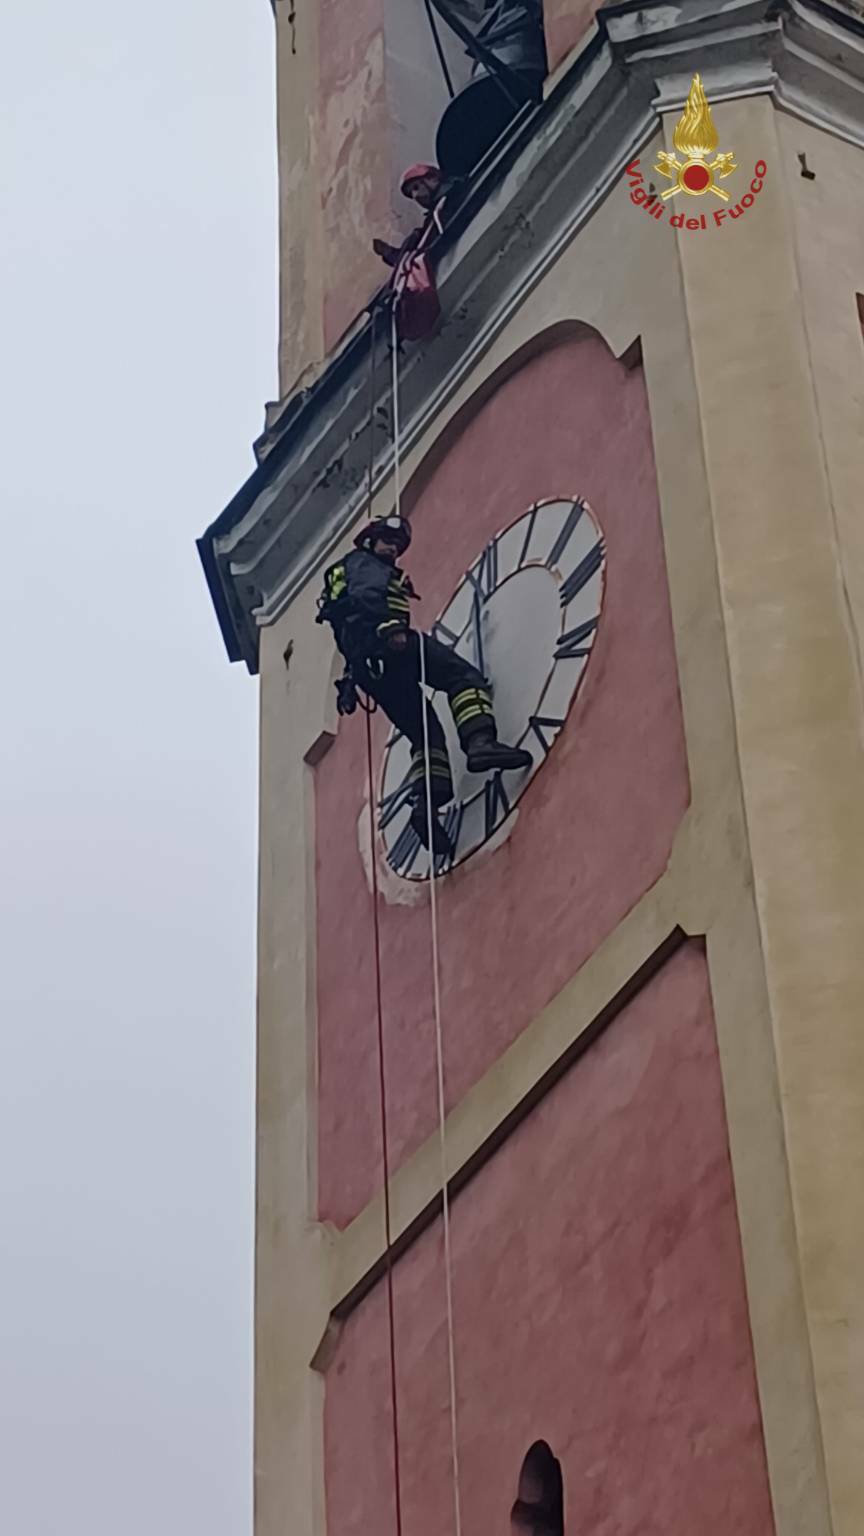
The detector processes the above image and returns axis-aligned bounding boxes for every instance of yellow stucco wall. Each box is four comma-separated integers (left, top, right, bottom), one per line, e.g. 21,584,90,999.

674,96,864,1536
779,115,864,700
253,96,864,1536
275,2,325,396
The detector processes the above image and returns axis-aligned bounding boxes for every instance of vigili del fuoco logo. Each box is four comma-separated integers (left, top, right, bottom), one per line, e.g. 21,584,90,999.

626,75,766,231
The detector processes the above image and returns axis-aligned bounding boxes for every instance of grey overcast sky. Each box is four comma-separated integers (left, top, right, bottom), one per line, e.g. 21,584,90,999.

0,4,275,1532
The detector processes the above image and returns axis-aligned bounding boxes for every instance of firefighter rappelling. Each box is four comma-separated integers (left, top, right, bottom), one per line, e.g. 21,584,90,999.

316,515,532,859
320,2,548,862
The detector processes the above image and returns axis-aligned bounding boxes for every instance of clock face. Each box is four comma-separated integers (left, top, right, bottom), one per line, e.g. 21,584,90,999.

377,497,606,879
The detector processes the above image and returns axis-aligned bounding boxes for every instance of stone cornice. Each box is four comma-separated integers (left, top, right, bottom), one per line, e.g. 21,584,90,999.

198,0,864,671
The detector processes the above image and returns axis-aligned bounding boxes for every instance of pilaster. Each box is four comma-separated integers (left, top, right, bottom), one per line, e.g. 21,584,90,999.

675,91,864,1536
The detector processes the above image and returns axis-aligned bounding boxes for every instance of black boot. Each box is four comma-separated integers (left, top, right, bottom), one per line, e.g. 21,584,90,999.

410,798,454,858
466,728,532,774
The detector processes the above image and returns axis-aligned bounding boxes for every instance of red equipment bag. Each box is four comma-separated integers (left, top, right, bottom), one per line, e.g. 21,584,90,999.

393,203,445,342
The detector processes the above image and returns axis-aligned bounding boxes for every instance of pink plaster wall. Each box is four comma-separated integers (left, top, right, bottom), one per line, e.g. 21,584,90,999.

323,943,775,1536
315,330,690,1228
543,0,605,72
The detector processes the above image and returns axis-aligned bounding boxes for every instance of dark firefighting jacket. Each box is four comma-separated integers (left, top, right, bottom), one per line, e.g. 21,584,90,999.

317,550,417,661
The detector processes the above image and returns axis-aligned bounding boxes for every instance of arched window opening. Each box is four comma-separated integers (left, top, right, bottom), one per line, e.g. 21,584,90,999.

510,1440,564,1535
427,1,547,180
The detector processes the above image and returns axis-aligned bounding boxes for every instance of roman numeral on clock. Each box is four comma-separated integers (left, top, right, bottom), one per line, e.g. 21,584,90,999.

518,507,537,568
464,572,488,679
433,802,464,874
484,771,510,839
378,767,414,832
560,540,604,607
554,615,598,660
529,716,565,756
389,820,422,877
547,501,585,569
475,538,498,600
432,619,461,649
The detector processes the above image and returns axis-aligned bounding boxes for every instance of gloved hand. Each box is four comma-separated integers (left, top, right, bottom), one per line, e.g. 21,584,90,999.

387,630,409,651
335,675,358,716
373,238,400,268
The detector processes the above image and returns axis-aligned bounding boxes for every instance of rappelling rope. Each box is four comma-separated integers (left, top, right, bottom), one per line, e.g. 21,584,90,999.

364,711,405,1536
390,306,463,1536
364,304,405,1536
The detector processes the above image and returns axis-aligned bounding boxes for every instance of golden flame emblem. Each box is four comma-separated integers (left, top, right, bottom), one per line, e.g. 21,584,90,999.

655,75,738,200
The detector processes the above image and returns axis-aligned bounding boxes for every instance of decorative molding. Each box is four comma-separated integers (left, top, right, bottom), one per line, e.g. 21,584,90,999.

198,0,864,671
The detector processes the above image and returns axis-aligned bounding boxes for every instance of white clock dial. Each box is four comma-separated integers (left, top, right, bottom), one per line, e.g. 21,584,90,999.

377,497,606,880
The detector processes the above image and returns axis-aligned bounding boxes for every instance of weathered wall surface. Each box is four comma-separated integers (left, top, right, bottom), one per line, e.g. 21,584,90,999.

277,1,605,389
778,115,864,702
323,943,775,1536
278,0,469,387
317,0,390,352
543,0,604,72
315,330,689,1230
674,95,864,1536
275,0,325,396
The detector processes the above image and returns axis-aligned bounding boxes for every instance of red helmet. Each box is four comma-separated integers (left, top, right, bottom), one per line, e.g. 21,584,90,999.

400,163,440,197
354,516,412,554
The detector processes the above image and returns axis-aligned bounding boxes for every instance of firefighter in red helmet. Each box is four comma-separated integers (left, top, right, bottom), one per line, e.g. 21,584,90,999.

372,164,448,269
317,516,531,858
399,162,444,210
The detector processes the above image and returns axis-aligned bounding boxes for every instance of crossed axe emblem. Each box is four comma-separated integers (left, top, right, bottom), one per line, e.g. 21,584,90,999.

655,76,738,202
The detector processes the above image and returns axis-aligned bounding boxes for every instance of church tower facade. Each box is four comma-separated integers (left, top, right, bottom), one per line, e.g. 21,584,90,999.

198,4,864,1534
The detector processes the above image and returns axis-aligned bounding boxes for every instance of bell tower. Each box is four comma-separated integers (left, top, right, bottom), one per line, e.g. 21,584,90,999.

199,3,864,1535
